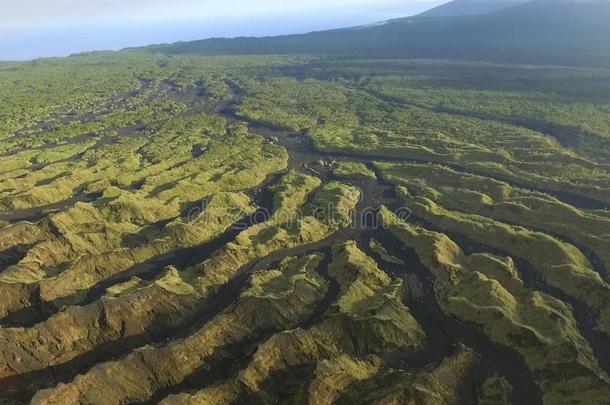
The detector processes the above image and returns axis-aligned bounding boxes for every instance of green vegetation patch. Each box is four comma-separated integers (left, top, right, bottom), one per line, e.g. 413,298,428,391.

380,207,610,404
333,161,376,180
377,162,610,277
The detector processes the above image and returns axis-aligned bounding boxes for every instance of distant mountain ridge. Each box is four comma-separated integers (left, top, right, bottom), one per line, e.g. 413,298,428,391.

143,0,610,68
418,0,530,17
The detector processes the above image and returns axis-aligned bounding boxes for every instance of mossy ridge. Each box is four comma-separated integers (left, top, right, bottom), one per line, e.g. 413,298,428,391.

105,277,146,297
0,130,286,315
269,170,322,213
158,382,241,405
392,187,610,337
0,222,47,254
30,254,328,404
0,136,149,211
0,53,301,146
377,162,610,277
333,161,377,181
0,141,96,175
1,144,272,297
38,192,256,304
360,72,610,164
11,97,186,153
0,265,205,381
0,174,357,384
145,133,288,203
236,75,610,204
243,254,327,301
10,171,311,320
327,241,418,332
236,241,424,394
0,117,287,212
0,95,190,185
0,54,151,142
158,241,426,404
162,346,476,405
189,177,360,297
380,207,610,404
306,354,384,404
237,77,351,133
0,188,186,286
334,345,477,405
305,181,361,229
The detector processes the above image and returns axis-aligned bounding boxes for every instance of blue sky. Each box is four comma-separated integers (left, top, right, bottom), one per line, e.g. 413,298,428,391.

0,0,446,60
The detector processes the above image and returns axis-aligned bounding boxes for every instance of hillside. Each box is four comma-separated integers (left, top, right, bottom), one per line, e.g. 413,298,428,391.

145,0,610,68
418,0,529,17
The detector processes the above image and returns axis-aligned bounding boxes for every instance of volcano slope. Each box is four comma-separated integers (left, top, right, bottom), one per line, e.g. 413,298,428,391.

0,54,609,405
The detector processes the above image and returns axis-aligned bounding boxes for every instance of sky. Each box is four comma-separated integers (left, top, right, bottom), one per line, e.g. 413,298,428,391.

0,0,446,60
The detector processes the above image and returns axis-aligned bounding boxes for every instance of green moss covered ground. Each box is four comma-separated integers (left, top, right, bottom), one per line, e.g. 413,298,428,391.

1,53,609,404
